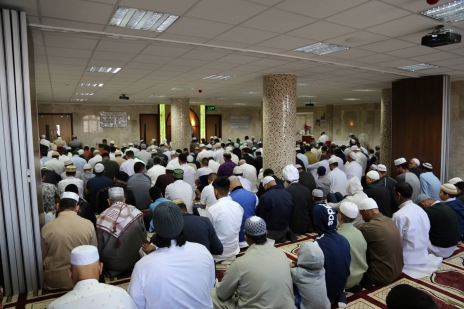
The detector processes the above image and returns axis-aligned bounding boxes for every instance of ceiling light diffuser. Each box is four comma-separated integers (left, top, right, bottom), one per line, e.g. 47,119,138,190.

86,66,121,73
352,89,374,92
421,0,464,23
71,98,87,102
298,95,317,97
343,98,361,101
294,42,349,55
79,83,104,87
74,93,94,96
297,83,317,87
204,75,235,80
397,63,439,72
233,103,247,105
109,7,179,32
170,87,192,91
207,97,226,101
242,92,260,95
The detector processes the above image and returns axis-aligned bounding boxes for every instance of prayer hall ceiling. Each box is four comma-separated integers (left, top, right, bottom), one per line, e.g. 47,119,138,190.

5,0,464,107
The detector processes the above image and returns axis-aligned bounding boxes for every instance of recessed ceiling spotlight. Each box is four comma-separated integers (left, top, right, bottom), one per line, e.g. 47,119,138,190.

297,83,317,87
204,75,235,80
294,42,349,55
74,93,94,96
86,67,121,73
109,7,179,32
397,63,439,72
233,103,247,105
421,0,464,23
298,95,317,98
352,89,375,92
79,83,104,87
170,87,193,91
343,98,361,101
242,92,260,95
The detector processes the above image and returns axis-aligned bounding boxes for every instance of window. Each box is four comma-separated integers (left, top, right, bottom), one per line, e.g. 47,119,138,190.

83,115,103,133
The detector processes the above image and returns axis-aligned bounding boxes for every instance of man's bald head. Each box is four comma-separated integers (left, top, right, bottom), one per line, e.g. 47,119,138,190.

68,260,102,286
230,178,242,190
239,159,246,166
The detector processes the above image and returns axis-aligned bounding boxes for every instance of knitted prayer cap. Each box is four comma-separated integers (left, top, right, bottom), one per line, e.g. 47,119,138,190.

173,169,184,179
244,216,267,236
152,202,184,238
108,187,124,200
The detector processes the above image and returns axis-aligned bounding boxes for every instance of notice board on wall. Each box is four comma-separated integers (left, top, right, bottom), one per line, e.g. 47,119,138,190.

100,111,128,128
230,116,249,129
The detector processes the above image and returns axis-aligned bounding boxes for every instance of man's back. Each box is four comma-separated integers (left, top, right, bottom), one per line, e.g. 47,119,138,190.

154,173,174,196
364,181,392,217
305,151,317,164
256,185,293,231
425,202,460,248
146,164,166,185
128,242,215,309
420,172,441,201
328,167,347,195
165,180,194,213
229,188,257,243
41,212,97,290
98,160,120,181
215,243,295,309
316,176,331,199
127,173,152,210
360,213,403,285
182,213,223,255
285,183,311,234
396,173,420,202
87,175,112,211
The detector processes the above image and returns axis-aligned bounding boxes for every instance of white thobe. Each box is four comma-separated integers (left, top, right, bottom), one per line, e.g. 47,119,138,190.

327,167,347,196
197,150,213,163
88,155,102,171
165,180,195,213
208,160,220,173
180,163,196,189
307,160,330,178
146,164,166,186
169,157,181,169
213,148,224,163
44,158,66,175
231,153,239,164
200,183,217,208
236,176,252,192
196,167,213,180
128,241,215,309
208,196,244,261
330,155,344,172
57,177,84,197
240,163,258,193
48,279,137,309
317,134,330,144
58,155,69,163
344,161,363,181
163,150,171,160
136,150,151,165
356,152,367,176
120,158,136,177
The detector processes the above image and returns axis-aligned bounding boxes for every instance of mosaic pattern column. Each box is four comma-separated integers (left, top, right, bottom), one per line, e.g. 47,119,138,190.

380,88,392,175
170,98,190,150
263,74,297,179
326,104,334,139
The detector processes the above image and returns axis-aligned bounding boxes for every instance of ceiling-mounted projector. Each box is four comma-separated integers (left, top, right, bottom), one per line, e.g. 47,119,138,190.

119,94,129,100
422,25,461,47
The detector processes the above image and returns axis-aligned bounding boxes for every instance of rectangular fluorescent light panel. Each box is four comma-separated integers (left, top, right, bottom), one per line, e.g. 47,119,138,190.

149,94,166,98
171,87,192,91
397,63,439,72
110,7,179,32
294,42,349,55
79,83,104,87
74,93,94,96
86,67,121,73
344,98,361,101
207,97,226,101
71,99,87,102
352,89,374,92
297,83,316,87
204,75,235,80
421,0,464,23
233,103,247,105
298,95,316,97
242,92,260,95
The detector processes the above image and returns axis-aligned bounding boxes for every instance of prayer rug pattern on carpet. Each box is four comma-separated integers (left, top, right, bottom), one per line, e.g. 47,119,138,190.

4,234,464,309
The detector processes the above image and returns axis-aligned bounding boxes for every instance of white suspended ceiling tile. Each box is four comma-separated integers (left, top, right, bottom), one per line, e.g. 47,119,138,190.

96,40,148,54
216,54,264,64
167,58,209,67
203,39,251,49
48,64,86,71
201,62,240,70
185,0,268,25
358,39,417,53
326,1,411,29
354,54,401,64
164,17,234,39
141,45,191,57
45,47,93,59
432,58,464,67
87,59,129,67
246,0,283,6
118,0,198,16
240,8,317,34
287,21,357,41
249,58,291,67
245,45,286,54
381,0,443,13
366,14,442,37
327,49,376,60
157,64,194,72
155,32,210,44
91,51,137,61
230,64,269,72
131,54,175,64
213,26,279,45
374,58,421,68
449,48,464,56
325,31,390,48
257,35,316,50
410,52,461,63
44,34,99,50
82,0,119,4
180,50,228,61
124,62,162,70
385,45,439,58
275,0,369,19
40,0,115,24
47,56,89,65
40,17,106,32
27,16,40,24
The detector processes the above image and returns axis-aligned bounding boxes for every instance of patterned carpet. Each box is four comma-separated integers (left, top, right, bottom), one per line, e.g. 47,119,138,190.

4,233,464,309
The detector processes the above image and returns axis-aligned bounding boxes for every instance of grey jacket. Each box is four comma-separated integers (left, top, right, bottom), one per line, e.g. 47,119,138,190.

291,242,331,309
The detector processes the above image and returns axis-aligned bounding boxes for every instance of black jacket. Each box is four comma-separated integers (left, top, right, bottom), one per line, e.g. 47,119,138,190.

285,183,312,234
378,176,399,214
299,171,317,193
256,185,293,231
364,179,392,218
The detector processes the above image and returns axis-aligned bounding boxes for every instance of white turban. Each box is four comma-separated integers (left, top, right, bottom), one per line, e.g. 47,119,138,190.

282,164,299,182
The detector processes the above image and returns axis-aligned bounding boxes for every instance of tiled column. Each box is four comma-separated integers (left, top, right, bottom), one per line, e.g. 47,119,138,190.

380,88,392,175
170,98,190,150
326,104,334,139
263,74,297,179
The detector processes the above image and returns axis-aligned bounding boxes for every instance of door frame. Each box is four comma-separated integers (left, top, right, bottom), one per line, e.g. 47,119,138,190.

38,113,74,141
206,114,222,139
139,113,160,143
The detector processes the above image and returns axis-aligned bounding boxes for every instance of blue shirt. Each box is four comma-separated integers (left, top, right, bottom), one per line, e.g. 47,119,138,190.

229,187,256,243
419,171,441,201
86,174,112,211
72,155,87,173
149,197,170,232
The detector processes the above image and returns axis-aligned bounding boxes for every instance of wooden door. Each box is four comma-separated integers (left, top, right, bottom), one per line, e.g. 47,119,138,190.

140,114,159,144
38,114,73,142
206,115,222,139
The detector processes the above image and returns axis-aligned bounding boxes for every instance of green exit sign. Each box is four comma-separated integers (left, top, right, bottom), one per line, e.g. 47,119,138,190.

206,106,215,111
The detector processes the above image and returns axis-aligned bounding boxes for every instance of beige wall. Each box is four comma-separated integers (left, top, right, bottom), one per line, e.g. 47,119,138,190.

38,103,159,147
450,80,464,178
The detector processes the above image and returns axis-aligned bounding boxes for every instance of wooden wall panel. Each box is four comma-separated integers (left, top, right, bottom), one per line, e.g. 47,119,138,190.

391,75,444,178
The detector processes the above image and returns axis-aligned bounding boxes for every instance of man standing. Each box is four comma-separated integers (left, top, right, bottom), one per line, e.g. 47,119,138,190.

71,151,87,174
113,150,126,166
44,151,66,175
415,194,459,258
146,157,166,186
68,135,82,151
165,169,195,213
207,177,243,264
296,147,309,170
296,164,316,193
283,164,313,235
304,145,317,164
344,152,363,181
210,217,295,309
377,164,399,213
137,144,151,165
256,176,294,242
95,171,136,214
41,192,97,290
438,184,464,244
97,152,120,181
86,163,112,212
213,143,224,163
120,150,136,177
364,171,392,217
217,152,237,178
394,157,421,202
96,188,146,277
200,173,218,217
327,157,347,196
393,182,441,278
58,165,84,197
419,163,442,201
238,159,258,193
155,165,175,196
229,178,257,248
178,153,196,189
128,202,215,309
127,162,152,210
409,158,421,178
317,131,330,144
350,146,367,176
47,245,137,309
87,150,102,172
337,202,368,290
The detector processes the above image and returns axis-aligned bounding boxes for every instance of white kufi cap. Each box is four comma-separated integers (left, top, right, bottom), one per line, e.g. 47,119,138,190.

339,201,359,219
70,245,99,266
262,176,275,186
282,164,299,182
